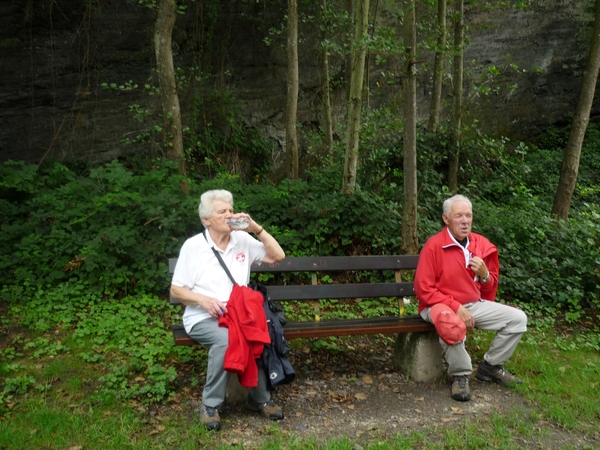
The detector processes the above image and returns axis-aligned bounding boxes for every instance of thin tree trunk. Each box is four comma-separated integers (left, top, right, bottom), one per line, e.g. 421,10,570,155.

401,0,418,255
344,0,355,102
448,0,463,193
154,0,185,176
342,0,370,194
428,0,447,133
551,0,600,219
321,0,334,151
364,0,380,109
286,0,299,179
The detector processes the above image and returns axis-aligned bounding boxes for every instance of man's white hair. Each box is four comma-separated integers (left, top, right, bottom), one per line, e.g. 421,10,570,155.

443,194,472,216
198,189,234,228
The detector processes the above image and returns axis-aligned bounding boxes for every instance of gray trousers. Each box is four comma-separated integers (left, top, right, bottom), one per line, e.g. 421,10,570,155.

188,318,271,408
420,300,528,377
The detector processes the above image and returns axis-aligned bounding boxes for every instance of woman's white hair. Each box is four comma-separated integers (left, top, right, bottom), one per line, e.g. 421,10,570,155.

443,194,472,216
198,189,234,227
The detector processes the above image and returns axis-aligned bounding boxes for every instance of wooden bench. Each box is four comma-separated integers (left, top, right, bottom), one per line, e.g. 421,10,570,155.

168,255,434,341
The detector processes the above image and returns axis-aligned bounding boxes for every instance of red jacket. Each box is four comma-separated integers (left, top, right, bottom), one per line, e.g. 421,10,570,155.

218,284,271,388
415,227,499,314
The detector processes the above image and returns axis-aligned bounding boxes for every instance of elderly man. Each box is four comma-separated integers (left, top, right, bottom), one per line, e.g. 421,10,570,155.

415,195,527,401
170,189,286,430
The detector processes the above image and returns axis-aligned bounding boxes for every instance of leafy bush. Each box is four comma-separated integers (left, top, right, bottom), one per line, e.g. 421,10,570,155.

0,159,195,296
242,179,404,256
0,157,410,300
3,280,197,404
475,190,600,315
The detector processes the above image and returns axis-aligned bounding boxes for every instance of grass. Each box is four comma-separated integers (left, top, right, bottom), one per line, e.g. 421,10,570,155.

1,291,600,449
514,331,600,432
473,328,600,434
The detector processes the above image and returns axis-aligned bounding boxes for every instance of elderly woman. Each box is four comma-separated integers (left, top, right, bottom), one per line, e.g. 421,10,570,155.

170,189,286,431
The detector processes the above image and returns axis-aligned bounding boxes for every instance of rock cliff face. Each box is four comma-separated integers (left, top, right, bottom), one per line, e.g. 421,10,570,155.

0,0,595,165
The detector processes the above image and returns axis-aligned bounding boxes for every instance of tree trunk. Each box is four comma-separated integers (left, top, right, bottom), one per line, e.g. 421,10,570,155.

154,0,185,176
448,0,463,193
401,0,419,255
551,0,600,219
364,0,380,109
344,0,355,102
286,0,300,179
427,0,447,133
321,0,334,152
342,0,370,195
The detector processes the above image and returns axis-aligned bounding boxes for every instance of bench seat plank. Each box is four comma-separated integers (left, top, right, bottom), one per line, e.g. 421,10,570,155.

171,315,433,345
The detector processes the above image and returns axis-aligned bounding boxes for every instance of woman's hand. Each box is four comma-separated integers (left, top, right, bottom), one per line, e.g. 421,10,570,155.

199,296,228,319
170,285,227,318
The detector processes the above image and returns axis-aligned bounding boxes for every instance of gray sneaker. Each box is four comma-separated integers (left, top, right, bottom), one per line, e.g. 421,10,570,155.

449,375,471,402
200,404,221,431
246,395,284,420
476,360,522,387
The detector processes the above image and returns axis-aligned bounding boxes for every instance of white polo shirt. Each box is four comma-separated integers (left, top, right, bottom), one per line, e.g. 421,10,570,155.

171,230,267,332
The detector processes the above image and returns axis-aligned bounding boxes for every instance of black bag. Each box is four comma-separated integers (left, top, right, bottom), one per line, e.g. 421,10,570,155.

249,281,287,327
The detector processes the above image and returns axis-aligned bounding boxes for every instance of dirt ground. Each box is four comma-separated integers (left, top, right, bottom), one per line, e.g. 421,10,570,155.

165,336,600,449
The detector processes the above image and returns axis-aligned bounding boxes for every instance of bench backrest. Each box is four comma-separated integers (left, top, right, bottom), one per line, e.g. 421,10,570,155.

168,255,418,305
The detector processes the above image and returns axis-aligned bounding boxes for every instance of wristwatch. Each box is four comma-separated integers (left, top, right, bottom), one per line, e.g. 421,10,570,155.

480,273,490,283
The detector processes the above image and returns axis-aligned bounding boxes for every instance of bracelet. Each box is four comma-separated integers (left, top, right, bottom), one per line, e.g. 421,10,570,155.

255,226,264,236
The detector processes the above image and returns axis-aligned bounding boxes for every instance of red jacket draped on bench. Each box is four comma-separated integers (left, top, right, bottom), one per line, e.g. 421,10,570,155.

218,284,270,388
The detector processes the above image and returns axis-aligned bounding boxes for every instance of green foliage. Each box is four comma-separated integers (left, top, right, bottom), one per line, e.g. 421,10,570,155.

186,90,273,182
240,179,403,256
0,158,195,296
3,376,36,395
1,280,198,405
5,120,600,317
474,194,600,314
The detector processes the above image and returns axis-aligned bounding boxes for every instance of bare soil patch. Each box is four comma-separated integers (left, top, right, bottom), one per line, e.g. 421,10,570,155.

164,336,600,449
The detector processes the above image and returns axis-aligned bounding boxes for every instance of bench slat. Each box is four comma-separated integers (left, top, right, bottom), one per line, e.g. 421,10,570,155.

267,282,416,301
168,256,418,274
252,255,419,272
171,316,434,345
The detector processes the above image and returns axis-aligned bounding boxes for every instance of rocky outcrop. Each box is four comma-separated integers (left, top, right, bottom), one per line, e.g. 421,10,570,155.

0,0,595,165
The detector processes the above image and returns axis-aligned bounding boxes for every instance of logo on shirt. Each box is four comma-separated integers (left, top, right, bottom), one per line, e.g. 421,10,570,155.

235,252,246,263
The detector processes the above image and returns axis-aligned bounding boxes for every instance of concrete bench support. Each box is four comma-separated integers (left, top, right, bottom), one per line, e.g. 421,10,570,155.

393,331,443,383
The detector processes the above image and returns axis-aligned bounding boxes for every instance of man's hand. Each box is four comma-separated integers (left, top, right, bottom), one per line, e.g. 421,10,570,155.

468,256,489,280
456,305,475,329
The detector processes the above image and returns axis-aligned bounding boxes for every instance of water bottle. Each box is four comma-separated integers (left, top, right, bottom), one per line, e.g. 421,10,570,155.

227,217,250,229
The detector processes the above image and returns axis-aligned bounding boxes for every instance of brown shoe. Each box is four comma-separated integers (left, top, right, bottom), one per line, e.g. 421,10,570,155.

246,395,284,420
200,404,221,430
476,360,522,387
449,375,470,402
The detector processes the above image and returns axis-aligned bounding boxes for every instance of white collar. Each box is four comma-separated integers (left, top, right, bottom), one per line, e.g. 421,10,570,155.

446,228,471,267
